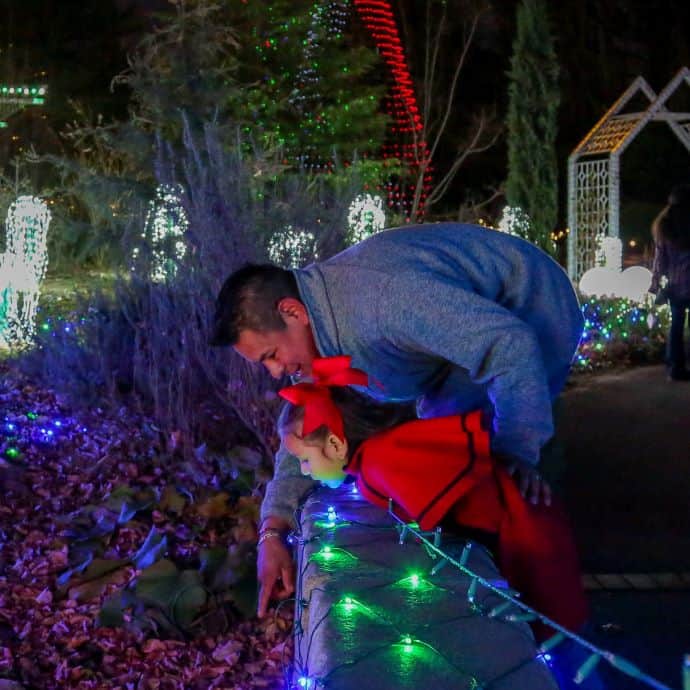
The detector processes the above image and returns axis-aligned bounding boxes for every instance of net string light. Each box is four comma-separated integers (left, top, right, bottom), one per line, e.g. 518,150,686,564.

289,496,555,690
285,491,676,690
386,503,673,690
576,296,669,370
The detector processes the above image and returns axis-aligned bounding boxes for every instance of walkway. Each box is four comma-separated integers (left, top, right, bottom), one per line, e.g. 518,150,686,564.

562,365,690,689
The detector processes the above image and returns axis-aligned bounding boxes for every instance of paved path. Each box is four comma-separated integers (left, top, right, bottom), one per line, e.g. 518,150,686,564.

561,365,690,689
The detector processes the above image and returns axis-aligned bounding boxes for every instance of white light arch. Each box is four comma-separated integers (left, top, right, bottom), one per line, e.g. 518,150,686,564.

567,67,690,282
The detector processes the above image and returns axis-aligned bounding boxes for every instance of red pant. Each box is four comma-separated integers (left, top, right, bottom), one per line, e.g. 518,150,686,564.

449,468,588,641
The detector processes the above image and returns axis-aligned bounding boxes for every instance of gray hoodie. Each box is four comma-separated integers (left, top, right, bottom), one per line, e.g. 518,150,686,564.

261,223,583,527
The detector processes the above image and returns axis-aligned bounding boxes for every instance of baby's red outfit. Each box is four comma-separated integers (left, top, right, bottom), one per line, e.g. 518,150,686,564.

345,411,588,639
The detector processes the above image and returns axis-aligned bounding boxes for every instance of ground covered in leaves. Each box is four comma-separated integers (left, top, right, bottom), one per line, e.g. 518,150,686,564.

0,362,293,690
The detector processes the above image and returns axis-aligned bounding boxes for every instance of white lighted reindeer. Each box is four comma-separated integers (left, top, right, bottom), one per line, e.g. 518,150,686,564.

0,196,51,346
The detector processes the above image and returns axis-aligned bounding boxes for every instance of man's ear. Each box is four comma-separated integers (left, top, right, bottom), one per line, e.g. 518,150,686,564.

324,432,348,463
277,297,310,325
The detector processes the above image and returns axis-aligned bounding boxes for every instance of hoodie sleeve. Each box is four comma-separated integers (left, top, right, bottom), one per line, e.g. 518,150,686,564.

378,273,555,466
259,443,316,528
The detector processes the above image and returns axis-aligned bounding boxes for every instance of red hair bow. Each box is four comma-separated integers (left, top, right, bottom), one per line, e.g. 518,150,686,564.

278,356,368,441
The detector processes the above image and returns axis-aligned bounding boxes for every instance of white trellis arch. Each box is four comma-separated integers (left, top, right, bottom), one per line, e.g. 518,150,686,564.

567,67,690,281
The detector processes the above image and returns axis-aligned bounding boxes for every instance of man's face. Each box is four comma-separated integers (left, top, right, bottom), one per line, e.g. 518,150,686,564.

233,298,319,380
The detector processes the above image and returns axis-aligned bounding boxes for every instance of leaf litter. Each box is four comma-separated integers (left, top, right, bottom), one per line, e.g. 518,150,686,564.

0,362,293,689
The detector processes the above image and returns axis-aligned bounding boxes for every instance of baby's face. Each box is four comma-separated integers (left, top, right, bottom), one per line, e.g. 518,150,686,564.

282,420,348,488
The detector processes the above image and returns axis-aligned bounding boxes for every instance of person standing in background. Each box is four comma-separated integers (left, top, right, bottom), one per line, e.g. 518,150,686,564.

650,184,690,381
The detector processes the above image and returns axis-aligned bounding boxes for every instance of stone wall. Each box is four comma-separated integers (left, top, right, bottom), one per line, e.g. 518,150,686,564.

291,483,559,690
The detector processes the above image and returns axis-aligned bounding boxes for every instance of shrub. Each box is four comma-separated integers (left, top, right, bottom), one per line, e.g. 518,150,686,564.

17,120,362,473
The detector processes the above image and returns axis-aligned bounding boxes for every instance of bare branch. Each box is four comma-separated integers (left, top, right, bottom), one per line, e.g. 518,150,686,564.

456,186,504,223
404,2,498,220
427,115,501,207
425,10,482,165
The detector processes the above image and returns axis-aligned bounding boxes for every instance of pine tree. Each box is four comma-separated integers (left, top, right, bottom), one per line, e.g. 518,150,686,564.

505,0,560,254
120,0,388,173
235,0,388,170
48,0,394,268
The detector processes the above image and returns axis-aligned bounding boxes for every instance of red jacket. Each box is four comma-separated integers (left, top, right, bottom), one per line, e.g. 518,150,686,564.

345,411,588,635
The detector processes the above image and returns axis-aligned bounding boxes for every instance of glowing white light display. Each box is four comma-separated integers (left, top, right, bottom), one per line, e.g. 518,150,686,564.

595,234,622,272
617,265,653,302
133,184,188,282
347,193,386,244
579,233,652,302
0,196,51,347
497,205,531,238
268,226,318,268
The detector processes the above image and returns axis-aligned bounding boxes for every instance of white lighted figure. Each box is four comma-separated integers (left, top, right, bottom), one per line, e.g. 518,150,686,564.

268,226,317,268
595,235,622,273
497,205,531,238
618,265,653,303
347,193,386,244
0,195,51,347
578,266,620,298
133,184,188,282
578,233,651,302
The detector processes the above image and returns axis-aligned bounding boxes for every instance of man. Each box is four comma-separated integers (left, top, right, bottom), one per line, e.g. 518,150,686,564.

211,222,583,617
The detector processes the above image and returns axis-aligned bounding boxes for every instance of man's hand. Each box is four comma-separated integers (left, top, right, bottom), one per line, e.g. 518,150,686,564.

257,521,295,618
497,455,552,507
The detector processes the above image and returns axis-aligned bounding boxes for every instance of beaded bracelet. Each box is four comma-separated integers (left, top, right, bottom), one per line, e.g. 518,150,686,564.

257,528,283,547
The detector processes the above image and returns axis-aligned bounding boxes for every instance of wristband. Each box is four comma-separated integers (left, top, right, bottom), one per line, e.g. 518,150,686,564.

257,528,283,547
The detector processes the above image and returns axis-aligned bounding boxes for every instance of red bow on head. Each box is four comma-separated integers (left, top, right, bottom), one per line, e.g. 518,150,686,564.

278,356,368,441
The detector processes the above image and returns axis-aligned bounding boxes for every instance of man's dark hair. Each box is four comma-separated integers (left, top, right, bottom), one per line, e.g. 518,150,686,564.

210,264,300,346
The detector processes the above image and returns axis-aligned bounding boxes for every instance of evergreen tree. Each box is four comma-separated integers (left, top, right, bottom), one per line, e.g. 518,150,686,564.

48,0,393,267
505,0,560,254
120,0,388,173
235,0,388,170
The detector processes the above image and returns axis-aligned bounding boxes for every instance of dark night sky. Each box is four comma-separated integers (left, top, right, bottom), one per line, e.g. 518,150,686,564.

1,0,690,220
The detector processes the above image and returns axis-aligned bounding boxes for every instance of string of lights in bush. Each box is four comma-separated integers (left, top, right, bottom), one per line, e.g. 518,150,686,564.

576,296,669,371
